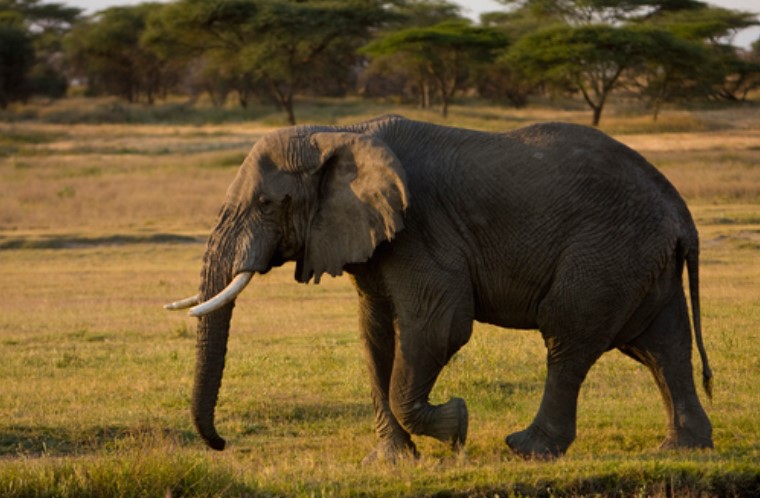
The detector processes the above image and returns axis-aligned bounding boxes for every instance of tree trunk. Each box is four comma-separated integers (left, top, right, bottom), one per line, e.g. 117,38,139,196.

417,78,430,109
578,80,610,127
652,99,662,122
238,89,249,109
284,95,296,125
592,105,602,127
270,80,297,125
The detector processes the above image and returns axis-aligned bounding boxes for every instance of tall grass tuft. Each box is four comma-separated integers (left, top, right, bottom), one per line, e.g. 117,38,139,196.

0,450,249,498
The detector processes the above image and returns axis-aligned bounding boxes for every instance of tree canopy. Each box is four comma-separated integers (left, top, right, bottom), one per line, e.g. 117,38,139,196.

145,0,391,124
506,24,659,125
498,0,759,124
0,23,34,108
1,0,758,124
0,0,81,107
65,3,174,103
361,20,508,116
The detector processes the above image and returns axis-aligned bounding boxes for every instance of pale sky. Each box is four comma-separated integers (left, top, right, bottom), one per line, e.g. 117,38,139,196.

61,0,759,48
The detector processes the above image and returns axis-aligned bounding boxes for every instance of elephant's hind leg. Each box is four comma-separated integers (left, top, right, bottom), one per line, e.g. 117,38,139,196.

619,287,712,450
506,338,605,459
358,294,417,464
508,255,632,459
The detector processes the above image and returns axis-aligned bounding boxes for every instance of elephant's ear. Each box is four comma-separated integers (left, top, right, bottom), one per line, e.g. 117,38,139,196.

299,132,408,284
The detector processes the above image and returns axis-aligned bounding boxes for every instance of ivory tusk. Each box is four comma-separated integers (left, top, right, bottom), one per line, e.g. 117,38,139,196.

189,272,253,317
164,295,200,310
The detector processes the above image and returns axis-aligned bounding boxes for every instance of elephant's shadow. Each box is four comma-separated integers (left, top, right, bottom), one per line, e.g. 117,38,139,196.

0,424,196,457
237,400,373,436
0,403,371,457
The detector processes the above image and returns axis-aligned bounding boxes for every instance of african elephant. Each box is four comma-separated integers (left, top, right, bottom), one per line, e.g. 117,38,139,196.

166,114,713,461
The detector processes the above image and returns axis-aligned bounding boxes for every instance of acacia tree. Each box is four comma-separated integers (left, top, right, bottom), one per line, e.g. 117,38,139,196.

645,4,760,102
472,58,533,109
506,24,663,125
361,21,508,117
711,50,760,103
497,0,759,111
144,5,256,109
720,38,760,102
150,0,389,125
628,27,710,120
65,3,177,103
356,0,464,106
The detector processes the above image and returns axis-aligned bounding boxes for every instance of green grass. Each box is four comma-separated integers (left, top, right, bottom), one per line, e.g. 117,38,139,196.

1,100,759,496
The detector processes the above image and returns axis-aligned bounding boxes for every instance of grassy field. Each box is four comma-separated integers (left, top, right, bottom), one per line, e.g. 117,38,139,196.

1,98,759,497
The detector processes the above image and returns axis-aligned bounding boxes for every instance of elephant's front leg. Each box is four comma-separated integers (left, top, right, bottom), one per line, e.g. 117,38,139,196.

358,294,418,464
387,298,473,451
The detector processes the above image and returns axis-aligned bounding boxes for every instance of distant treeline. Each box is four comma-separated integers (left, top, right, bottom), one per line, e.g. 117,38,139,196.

1,0,759,125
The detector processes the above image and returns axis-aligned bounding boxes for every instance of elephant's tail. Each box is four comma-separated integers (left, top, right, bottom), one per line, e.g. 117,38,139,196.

685,245,713,400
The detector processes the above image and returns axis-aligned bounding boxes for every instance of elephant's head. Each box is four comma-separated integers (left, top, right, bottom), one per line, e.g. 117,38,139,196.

165,128,408,450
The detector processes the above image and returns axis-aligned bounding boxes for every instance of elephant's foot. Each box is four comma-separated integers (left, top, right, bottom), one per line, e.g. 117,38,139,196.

660,409,713,451
425,397,469,451
505,424,573,460
361,437,419,465
393,396,469,452
660,429,713,451
660,435,713,451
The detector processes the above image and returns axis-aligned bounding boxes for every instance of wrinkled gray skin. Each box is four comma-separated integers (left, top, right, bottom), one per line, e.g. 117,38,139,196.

189,115,713,461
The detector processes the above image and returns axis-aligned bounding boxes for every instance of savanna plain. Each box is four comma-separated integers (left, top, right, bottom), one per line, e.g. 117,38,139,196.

1,98,759,497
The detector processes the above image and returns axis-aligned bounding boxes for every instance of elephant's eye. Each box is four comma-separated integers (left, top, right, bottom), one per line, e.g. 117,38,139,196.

257,195,274,212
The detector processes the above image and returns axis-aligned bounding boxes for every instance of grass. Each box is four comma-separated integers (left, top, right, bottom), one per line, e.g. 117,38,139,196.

1,98,759,496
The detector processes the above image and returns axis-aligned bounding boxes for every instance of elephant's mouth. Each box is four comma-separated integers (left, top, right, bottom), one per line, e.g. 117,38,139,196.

239,247,292,276
192,272,253,317
264,249,288,270
164,268,256,318
165,246,301,317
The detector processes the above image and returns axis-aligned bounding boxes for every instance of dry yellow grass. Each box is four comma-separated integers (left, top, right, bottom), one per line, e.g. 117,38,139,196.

2,103,758,235
620,129,760,152
614,127,760,202
1,100,759,496
0,122,266,233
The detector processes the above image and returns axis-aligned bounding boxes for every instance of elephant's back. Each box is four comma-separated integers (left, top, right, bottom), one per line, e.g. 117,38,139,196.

502,122,674,192
462,123,695,327
401,120,694,249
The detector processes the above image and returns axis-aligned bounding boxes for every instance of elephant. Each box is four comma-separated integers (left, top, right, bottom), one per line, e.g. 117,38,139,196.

165,114,713,461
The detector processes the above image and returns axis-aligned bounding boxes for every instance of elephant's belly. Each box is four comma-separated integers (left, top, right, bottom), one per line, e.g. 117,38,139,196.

472,275,544,330
473,305,539,330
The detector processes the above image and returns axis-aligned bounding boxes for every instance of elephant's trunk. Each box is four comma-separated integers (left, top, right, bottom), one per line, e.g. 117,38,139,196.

191,228,238,451
192,302,233,451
